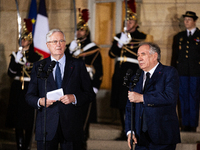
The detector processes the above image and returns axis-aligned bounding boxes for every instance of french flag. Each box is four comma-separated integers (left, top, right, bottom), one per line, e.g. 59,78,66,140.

33,0,50,58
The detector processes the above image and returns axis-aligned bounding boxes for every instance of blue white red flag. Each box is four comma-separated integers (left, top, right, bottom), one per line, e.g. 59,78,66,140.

34,0,50,58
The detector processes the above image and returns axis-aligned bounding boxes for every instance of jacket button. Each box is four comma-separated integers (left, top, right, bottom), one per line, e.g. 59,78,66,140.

186,55,188,58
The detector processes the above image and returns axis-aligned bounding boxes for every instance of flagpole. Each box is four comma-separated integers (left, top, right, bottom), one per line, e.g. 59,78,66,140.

73,0,77,41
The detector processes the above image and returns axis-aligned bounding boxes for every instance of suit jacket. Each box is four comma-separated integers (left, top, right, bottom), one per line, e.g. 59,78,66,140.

26,55,95,141
125,63,181,145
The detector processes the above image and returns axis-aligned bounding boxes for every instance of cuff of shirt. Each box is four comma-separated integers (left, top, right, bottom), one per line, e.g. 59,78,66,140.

143,95,145,104
127,130,135,136
37,98,41,108
72,94,77,105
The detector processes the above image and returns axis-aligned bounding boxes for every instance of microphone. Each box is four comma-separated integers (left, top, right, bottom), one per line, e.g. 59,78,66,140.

46,61,56,78
123,69,133,87
37,60,47,78
131,69,142,87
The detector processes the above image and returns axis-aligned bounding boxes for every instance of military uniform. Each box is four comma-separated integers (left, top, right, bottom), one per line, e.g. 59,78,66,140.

6,43,42,149
6,43,42,127
171,27,200,130
66,35,103,119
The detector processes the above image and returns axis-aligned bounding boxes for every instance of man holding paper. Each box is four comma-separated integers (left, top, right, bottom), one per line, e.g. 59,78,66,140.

26,29,95,150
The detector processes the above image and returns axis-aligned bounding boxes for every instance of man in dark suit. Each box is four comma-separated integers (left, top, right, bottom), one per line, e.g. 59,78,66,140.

125,42,181,150
26,29,95,150
171,11,200,132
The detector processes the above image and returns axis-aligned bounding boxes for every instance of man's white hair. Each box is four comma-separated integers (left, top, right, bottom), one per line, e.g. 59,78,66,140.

46,29,66,42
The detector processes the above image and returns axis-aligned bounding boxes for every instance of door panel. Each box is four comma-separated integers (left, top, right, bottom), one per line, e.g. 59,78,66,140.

95,2,116,89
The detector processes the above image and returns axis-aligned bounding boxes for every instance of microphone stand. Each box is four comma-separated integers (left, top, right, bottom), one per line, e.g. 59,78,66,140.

124,69,142,150
130,83,136,150
37,61,56,150
37,75,48,150
43,78,47,150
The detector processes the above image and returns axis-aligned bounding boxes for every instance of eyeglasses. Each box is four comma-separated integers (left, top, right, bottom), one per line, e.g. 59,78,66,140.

47,40,66,45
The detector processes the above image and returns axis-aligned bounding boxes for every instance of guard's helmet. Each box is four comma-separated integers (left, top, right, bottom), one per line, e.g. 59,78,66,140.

77,9,90,35
21,19,33,43
125,0,137,21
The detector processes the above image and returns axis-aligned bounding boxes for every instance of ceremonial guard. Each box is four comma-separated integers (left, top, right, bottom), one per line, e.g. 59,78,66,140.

65,9,103,149
171,11,200,132
6,19,42,150
109,0,153,140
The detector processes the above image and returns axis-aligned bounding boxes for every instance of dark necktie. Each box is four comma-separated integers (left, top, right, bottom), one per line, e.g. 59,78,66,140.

142,72,150,132
55,61,62,89
143,72,150,92
189,31,192,38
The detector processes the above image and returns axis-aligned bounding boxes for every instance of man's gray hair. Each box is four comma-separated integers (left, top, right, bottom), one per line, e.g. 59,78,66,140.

139,42,161,62
46,29,66,42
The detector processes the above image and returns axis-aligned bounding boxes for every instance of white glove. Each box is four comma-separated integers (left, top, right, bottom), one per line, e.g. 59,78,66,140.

118,32,131,48
86,66,94,80
93,87,98,94
69,40,78,54
15,51,23,63
73,49,81,56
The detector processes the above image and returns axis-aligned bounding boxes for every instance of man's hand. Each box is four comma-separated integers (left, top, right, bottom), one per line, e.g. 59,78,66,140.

128,91,143,103
127,133,137,149
59,94,75,105
39,98,56,107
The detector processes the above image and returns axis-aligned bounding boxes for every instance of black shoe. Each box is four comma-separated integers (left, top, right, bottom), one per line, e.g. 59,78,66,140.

115,132,127,141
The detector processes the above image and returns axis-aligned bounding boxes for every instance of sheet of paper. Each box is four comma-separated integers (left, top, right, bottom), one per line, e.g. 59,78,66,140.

47,88,64,101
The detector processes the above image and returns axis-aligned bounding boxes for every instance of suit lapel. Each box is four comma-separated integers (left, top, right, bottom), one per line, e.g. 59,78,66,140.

138,72,144,93
62,55,74,89
43,57,57,89
193,27,199,37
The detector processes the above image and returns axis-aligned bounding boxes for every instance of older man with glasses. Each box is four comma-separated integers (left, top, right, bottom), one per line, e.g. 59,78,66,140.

26,29,95,150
